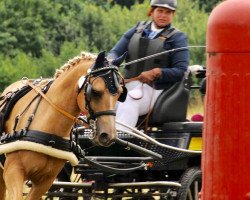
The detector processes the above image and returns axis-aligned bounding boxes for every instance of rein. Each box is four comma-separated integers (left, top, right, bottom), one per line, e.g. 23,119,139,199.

124,76,139,83
26,81,84,126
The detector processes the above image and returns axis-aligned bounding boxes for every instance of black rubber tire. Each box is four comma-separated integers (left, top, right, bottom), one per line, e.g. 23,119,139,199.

177,167,202,200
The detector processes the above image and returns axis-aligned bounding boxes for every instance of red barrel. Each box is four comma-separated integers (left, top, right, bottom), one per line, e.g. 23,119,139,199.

203,0,250,199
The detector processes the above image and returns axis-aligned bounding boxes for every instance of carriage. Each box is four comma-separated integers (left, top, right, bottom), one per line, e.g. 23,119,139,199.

44,65,205,200
0,51,205,200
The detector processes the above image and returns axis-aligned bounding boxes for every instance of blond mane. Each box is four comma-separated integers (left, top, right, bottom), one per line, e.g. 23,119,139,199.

54,51,97,79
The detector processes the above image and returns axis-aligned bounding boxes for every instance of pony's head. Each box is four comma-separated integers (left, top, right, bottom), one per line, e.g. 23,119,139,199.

77,51,127,147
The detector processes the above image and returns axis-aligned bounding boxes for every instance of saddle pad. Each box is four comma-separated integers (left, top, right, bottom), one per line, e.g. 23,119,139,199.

0,141,79,166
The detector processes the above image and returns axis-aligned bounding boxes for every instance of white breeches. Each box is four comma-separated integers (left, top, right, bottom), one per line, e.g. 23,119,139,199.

116,81,163,131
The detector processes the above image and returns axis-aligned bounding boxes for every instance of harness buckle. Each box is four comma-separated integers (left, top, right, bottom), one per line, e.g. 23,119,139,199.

89,119,96,130
49,140,56,146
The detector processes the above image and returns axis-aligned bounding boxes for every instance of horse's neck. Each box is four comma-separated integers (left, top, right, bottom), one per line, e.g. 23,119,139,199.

31,60,91,137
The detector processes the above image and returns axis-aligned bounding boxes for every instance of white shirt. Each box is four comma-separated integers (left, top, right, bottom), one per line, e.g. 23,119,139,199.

148,22,164,39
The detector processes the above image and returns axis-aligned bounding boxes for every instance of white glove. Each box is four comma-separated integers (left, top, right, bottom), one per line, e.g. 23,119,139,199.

189,65,204,75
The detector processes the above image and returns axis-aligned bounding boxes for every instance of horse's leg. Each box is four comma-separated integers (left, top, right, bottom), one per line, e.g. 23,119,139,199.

0,166,6,200
26,175,58,200
25,157,65,200
4,160,25,200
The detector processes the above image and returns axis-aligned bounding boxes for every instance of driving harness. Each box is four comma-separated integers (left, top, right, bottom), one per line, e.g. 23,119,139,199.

0,65,127,165
0,80,84,163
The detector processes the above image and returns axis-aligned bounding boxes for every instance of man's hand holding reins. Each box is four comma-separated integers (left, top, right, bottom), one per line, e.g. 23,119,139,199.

138,68,162,84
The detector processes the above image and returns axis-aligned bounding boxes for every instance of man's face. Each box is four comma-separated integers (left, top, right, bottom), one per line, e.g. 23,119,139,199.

151,7,175,28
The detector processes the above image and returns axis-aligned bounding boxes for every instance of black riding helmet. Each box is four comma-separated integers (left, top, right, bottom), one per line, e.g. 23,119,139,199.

150,0,177,11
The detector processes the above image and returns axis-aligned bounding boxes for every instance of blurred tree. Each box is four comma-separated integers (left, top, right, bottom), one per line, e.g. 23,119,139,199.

84,0,145,8
0,0,209,92
84,0,221,11
112,0,144,8
174,0,208,65
198,0,222,12
0,0,84,57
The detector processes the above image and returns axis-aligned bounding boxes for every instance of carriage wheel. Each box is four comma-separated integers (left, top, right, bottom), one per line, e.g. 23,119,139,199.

177,167,202,200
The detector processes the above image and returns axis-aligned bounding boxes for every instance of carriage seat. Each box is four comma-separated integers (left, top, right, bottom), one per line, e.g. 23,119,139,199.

148,71,191,125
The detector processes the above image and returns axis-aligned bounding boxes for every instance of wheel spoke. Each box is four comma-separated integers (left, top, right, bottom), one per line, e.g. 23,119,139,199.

177,167,202,200
194,180,199,200
188,189,193,200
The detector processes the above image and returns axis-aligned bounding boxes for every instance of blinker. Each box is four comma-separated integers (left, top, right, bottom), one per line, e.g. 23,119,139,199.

118,86,127,102
82,71,127,103
85,83,92,102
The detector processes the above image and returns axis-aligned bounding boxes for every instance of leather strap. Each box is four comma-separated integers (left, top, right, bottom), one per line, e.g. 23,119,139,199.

124,76,139,83
23,130,71,151
26,81,84,126
92,110,116,119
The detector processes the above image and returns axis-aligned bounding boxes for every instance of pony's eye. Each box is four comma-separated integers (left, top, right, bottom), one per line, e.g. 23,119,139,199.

91,89,102,98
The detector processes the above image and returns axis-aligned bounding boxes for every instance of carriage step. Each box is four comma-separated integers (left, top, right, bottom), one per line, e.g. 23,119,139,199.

46,180,181,189
109,181,181,188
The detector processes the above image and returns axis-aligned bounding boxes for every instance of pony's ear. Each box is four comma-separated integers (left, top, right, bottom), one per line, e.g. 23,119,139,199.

111,52,127,67
92,51,106,70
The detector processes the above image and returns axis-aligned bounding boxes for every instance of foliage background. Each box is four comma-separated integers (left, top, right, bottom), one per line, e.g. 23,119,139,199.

0,0,221,92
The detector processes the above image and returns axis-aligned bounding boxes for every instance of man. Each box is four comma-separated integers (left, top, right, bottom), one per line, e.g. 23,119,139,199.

108,0,189,130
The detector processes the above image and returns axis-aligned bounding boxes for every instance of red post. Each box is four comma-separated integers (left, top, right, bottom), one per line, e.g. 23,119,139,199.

203,0,250,199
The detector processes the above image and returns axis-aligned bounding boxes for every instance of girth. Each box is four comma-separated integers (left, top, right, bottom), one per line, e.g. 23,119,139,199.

1,130,70,151
0,129,85,159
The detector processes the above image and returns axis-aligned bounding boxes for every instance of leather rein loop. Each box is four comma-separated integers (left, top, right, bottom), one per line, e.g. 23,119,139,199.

124,76,139,83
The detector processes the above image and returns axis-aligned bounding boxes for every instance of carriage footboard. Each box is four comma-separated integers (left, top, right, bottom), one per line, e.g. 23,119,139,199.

27,180,181,199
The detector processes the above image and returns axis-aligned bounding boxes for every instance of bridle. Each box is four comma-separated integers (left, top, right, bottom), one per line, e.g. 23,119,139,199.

78,65,127,123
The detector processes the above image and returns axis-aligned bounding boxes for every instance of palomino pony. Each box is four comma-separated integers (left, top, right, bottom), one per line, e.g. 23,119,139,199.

0,51,127,199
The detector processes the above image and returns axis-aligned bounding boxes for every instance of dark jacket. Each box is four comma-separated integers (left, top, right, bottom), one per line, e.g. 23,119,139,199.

108,21,189,89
